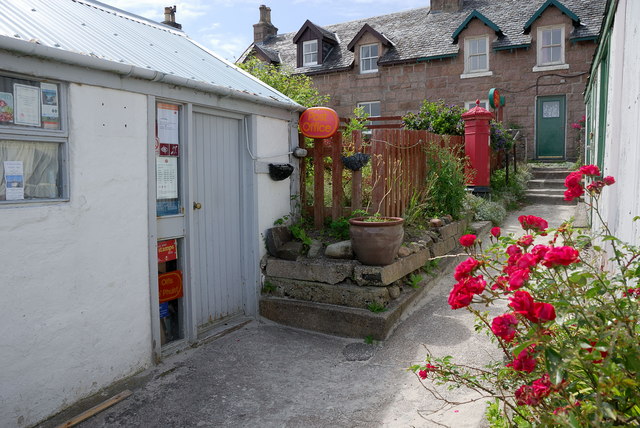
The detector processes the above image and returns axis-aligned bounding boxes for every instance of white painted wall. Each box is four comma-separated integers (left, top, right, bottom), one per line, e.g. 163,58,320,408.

0,85,151,427
599,0,640,246
255,115,294,258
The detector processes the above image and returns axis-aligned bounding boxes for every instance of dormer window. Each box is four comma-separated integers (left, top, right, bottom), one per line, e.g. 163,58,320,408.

303,40,318,66
360,44,379,73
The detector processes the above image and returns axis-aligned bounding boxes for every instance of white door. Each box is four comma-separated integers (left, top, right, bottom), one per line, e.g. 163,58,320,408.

192,111,244,333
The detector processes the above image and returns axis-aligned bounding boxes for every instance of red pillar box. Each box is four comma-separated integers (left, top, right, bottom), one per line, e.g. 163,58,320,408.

462,100,494,191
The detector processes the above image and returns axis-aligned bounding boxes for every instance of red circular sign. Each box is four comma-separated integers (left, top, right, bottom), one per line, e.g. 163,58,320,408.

299,107,339,139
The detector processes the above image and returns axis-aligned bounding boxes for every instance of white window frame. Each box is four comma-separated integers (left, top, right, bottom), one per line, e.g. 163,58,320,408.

0,73,68,204
359,44,379,74
357,101,381,118
536,25,565,69
464,36,489,74
302,40,318,66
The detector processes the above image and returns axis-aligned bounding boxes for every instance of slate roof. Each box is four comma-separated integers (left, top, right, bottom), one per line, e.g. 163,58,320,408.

247,0,606,75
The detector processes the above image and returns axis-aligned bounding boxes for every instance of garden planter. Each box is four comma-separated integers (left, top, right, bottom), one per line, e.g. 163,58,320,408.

348,217,404,266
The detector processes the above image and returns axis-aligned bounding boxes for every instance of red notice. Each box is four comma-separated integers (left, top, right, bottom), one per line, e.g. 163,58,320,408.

158,270,183,303
158,239,177,263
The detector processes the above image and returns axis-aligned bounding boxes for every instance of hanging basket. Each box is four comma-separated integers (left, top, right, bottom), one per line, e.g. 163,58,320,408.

340,153,371,171
268,163,294,181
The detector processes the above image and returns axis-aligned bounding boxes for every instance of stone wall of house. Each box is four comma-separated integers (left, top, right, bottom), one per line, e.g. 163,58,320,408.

311,8,596,161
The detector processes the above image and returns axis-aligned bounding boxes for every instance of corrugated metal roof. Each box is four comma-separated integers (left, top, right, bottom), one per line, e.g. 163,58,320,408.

0,0,299,108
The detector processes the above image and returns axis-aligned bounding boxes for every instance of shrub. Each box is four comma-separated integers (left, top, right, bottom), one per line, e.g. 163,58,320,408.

464,194,507,225
403,100,465,135
424,142,469,219
412,167,640,427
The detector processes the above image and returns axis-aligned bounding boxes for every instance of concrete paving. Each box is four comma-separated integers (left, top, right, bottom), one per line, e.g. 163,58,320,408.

48,203,579,428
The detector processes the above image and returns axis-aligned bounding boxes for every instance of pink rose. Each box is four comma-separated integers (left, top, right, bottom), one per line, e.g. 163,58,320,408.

603,175,615,185
491,313,519,342
508,268,530,290
517,234,534,247
459,234,477,247
565,171,583,187
490,227,501,238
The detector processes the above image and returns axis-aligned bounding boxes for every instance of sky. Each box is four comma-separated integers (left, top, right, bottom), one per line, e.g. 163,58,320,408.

102,0,430,61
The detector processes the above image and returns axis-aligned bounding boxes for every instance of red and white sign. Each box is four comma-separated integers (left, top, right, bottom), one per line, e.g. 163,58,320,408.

299,107,339,139
158,270,183,303
157,239,178,263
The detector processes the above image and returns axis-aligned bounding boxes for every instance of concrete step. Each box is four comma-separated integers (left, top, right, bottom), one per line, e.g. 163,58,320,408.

526,188,565,197
527,178,566,189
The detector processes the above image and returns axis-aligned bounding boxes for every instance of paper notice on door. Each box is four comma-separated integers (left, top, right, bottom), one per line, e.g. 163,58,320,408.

4,160,25,200
14,84,41,127
156,157,178,199
157,103,179,145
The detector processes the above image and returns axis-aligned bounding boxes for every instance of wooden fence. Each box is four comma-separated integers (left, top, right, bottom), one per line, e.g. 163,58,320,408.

299,126,464,228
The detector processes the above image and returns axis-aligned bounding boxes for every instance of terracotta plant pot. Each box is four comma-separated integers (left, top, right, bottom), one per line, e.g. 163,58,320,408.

348,216,404,266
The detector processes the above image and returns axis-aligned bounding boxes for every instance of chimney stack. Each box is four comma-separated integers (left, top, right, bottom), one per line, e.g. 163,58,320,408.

253,5,278,43
162,5,182,29
430,0,464,12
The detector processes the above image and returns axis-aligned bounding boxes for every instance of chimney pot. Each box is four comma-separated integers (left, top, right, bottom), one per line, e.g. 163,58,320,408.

162,5,182,30
253,4,278,43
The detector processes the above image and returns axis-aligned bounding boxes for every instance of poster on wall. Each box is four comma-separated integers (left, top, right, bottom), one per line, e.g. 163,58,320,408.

157,103,179,146
41,83,60,129
156,157,178,199
0,92,14,123
4,161,25,200
157,239,178,263
14,84,41,127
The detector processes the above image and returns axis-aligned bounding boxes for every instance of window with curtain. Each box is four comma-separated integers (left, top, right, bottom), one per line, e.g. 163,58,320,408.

0,73,66,203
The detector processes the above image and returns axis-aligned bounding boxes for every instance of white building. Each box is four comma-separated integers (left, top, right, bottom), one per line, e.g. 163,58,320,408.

585,0,640,246
0,1,302,426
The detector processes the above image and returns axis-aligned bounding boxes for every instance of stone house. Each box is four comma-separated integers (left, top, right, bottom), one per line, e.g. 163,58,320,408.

241,0,607,161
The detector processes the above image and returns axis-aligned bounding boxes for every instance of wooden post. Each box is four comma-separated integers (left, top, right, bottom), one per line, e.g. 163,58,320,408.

331,132,343,221
371,129,385,215
313,138,324,228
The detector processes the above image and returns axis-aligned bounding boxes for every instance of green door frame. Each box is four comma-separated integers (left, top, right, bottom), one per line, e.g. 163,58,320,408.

536,95,566,159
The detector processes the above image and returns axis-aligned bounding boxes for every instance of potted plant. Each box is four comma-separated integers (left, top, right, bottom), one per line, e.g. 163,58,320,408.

348,213,404,266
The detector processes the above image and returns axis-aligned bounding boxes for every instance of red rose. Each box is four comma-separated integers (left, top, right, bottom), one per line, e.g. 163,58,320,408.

565,171,583,187
518,215,548,233
508,346,537,373
508,268,530,290
509,290,534,316
603,175,615,185
587,181,605,194
515,384,541,406
490,227,501,238
418,363,437,379
531,374,552,398
491,313,519,342
491,276,508,292
517,234,534,247
542,246,580,267
580,164,601,176
459,234,477,247
516,253,538,269
533,302,556,323
454,257,481,281
530,244,550,263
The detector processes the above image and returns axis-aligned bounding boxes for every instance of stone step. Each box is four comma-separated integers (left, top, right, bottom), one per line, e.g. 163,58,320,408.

530,168,573,180
527,178,566,189
526,188,566,197
526,191,577,205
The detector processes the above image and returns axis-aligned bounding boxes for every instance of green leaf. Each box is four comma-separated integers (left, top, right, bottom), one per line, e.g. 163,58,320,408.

569,272,588,286
602,402,617,420
545,347,563,385
512,340,536,358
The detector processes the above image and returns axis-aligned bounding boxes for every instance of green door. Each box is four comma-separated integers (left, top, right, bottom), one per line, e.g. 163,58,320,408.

536,95,566,159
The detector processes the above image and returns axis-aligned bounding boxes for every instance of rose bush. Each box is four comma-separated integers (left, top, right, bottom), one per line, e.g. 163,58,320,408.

411,166,640,427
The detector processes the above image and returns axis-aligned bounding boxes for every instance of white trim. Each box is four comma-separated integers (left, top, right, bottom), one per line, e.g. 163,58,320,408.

357,101,381,117
537,25,565,67
460,70,493,79
302,40,318,66
532,63,570,72
464,35,489,74
465,100,490,110
359,43,379,74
